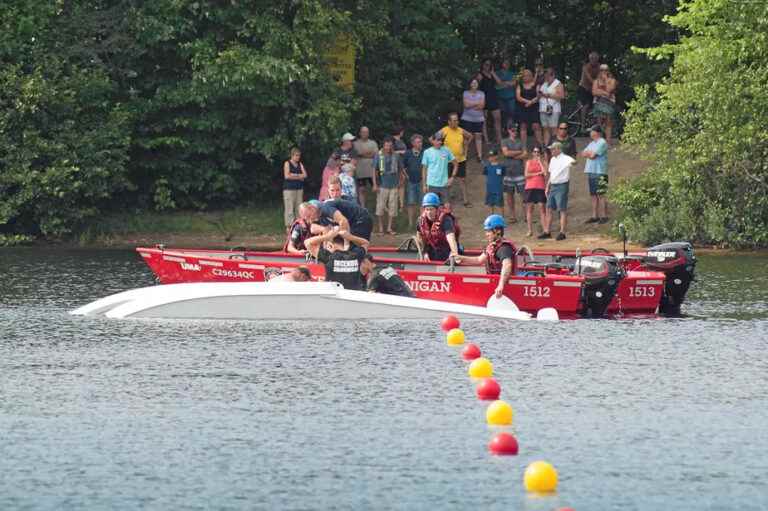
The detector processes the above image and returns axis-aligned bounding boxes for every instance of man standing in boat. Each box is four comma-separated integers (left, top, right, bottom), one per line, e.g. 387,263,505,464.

414,192,461,262
299,197,374,241
304,226,369,290
360,254,414,297
454,215,516,298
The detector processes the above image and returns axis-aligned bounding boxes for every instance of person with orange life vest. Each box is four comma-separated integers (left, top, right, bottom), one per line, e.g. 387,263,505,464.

284,199,324,254
454,214,517,298
414,192,461,261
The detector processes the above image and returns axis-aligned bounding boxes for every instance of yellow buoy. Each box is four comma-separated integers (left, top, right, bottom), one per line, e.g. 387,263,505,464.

468,357,493,378
446,328,465,346
485,400,513,425
524,461,558,493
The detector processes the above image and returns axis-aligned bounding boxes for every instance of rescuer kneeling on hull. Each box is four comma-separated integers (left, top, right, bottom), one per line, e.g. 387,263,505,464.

360,254,414,297
415,192,461,262
455,214,517,298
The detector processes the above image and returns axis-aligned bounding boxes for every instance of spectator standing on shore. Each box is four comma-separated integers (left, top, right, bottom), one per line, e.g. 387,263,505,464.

441,112,473,208
482,147,506,216
534,61,546,87
515,69,543,149
541,142,575,240
578,51,601,133
553,122,577,157
353,127,378,206
592,65,618,144
339,160,357,202
501,122,527,224
495,58,518,131
477,59,503,146
582,125,609,224
460,78,485,161
282,147,307,227
403,134,424,228
392,126,408,212
373,137,404,235
421,131,457,201
523,146,548,237
538,67,565,147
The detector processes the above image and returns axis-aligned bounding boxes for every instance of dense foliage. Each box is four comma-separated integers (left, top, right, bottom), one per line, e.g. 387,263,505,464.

0,0,678,237
614,0,768,247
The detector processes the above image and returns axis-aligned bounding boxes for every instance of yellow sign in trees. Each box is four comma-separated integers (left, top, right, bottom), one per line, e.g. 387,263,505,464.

325,35,355,92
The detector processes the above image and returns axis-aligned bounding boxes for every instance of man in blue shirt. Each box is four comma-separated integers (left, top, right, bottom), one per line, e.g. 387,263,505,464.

581,125,609,224
482,147,506,216
420,131,458,202
402,134,424,228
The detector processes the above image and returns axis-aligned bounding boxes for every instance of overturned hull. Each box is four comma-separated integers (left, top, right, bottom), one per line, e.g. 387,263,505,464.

71,282,534,321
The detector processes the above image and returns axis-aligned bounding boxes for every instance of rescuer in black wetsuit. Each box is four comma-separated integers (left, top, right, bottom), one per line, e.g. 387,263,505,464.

304,226,369,290
360,254,414,297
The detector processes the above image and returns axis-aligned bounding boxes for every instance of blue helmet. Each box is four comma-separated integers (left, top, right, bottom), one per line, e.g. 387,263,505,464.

483,214,506,231
422,192,441,208
308,199,322,208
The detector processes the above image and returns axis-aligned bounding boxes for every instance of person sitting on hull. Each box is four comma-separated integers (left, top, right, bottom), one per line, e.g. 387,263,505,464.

304,226,369,291
360,254,414,297
455,214,516,298
414,192,461,262
265,266,313,282
299,197,373,241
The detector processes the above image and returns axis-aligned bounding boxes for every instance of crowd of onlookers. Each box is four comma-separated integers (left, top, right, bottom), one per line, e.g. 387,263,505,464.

282,51,617,241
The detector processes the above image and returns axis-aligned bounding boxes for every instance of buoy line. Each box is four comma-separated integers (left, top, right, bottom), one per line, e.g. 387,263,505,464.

439,314,564,501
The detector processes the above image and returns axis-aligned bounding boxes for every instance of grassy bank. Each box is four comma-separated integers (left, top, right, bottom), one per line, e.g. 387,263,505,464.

81,206,286,247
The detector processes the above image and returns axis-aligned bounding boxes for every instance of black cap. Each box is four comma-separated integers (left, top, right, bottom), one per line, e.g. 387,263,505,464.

590,125,603,134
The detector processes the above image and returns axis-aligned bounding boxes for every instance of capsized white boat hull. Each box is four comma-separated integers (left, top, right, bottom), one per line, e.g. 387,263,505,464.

71,282,533,321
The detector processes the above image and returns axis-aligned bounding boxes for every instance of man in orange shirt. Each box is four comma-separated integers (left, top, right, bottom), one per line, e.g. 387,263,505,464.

440,112,474,208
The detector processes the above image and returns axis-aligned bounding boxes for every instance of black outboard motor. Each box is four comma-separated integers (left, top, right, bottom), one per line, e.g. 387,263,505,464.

574,255,625,318
642,242,696,316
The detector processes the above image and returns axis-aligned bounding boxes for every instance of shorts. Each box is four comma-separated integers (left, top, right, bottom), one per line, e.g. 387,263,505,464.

406,182,421,205
460,120,484,134
351,215,373,241
515,106,540,125
376,187,399,216
546,182,569,211
539,111,561,128
485,191,503,207
427,185,447,202
588,174,609,196
500,98,516,116
503,179,526,195
356,177,374,188
454,161,467,178
593,99,616,118
524,188,546,204
577,86,593,106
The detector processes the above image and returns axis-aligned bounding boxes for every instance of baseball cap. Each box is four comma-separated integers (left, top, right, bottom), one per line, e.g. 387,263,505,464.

590,125,603,134
487,147,498,156
341,132,355,141
548,141,562,150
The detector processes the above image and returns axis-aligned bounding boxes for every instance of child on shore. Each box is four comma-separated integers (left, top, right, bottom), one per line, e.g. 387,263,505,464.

482,147,507,216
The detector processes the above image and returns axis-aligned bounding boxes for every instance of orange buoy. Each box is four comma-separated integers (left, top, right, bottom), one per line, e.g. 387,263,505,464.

488,432,518,455
462,343,481,360
441,315,460,332
476,378,501,400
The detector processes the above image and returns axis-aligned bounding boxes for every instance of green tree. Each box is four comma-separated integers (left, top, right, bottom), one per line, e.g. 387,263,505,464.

614,0,768,247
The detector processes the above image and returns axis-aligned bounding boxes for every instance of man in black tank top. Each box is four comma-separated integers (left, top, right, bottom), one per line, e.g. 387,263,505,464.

304,226,369,290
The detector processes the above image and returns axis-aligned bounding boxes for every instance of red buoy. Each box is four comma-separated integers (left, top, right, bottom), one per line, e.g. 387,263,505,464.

441,314,460,332
461,343,481,360
476,378,501,400
488,432,518,455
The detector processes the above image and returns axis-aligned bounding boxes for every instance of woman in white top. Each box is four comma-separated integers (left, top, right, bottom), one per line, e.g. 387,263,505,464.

461,78,486,161
538,67,565,146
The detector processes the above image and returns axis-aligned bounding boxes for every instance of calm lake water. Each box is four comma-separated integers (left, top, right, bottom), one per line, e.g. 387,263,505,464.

1,248,767,510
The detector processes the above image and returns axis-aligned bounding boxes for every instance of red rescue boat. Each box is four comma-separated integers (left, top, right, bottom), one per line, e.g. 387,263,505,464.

135,241,695,318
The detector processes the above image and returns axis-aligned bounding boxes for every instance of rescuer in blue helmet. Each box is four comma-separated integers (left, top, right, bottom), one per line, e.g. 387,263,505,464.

455,214,517,298
415,192,461,261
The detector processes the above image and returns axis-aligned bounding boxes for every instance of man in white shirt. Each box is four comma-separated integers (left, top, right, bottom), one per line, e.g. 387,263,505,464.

541,141,575,240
